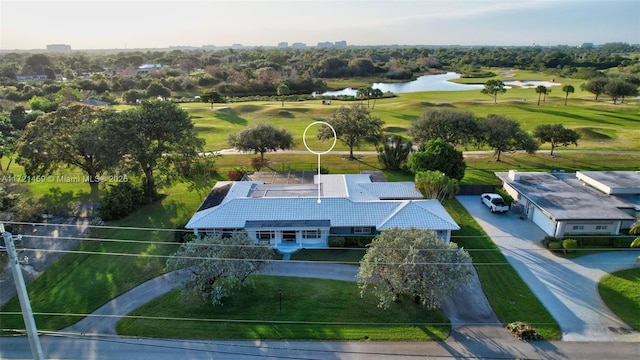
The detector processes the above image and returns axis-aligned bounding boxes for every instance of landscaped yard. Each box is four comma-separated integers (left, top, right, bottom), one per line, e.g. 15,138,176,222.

116,276,449,341
598,268,640,331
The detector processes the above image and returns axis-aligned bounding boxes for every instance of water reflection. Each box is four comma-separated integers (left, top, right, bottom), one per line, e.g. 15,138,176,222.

318,72,484,96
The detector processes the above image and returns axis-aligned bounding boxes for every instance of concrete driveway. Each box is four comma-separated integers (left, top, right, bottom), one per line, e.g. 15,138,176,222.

456,195,640,342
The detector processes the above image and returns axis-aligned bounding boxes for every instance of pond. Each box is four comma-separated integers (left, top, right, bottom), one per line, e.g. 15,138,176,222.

317,72,485,96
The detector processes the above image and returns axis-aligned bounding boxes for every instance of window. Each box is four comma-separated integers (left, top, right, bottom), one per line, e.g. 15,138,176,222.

303,230,321,239
282,231,297,241
256,231,274,242
595,225,608,231
572,225,584,231
353,227,371,234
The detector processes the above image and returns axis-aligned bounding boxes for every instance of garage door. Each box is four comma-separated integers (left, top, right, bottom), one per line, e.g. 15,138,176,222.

532,207,556,236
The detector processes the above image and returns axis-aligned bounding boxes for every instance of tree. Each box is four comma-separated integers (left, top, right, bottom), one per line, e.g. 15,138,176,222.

377,135,412,170
318,104,384,160
122,89,145,104
357,227,472,309
476,114,539,161
0,115,19,171
28,95,58,113
276,82,289,107
414,170,460,201
227,123,294,162
605,79,638,104
146,81,171,100
356,87,369,106
562,84,575,105
409,139,466,180
16,104,117,193
108,100,204,198
481,79,507,104
581,78,608,100
201,89,223,108
535,85,548,106
409,109,477,146
533,124,580,155
166,232,273,306
370,88,384,109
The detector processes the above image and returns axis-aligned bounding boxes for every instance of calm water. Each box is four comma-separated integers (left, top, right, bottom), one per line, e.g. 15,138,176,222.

318,72,484,96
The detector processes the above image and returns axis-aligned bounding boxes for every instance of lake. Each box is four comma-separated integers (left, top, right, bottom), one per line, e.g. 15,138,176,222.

317,72,484,96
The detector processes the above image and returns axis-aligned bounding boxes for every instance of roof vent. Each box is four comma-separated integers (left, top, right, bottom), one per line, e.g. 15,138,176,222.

508,170,520,181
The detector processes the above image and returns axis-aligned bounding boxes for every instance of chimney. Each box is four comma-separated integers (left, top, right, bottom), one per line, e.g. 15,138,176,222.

508,170,520,181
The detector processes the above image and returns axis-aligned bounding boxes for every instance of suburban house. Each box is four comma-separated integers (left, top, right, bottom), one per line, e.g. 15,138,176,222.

496,170,639,238
186,174,460,252
136,64,165,75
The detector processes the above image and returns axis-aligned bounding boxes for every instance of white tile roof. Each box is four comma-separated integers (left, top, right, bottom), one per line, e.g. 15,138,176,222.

186,175,459,232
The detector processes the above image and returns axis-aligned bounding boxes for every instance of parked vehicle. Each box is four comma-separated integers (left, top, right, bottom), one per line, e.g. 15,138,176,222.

481,193,510,213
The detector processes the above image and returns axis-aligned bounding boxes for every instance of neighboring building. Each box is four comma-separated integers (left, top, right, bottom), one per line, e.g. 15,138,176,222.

136,64,165,75
186,174,460,252
317,41,333,48
16,74,62,82
496,170,639,238
278,42,288,48
291,42,307,49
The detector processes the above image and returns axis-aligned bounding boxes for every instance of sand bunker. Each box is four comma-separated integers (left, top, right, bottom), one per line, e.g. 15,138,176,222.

504,80,562,88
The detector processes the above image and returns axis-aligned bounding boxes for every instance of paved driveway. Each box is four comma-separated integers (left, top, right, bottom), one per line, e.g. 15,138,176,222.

457,195,640,342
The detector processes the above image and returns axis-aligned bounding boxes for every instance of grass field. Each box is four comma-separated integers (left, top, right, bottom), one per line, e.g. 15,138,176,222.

598,268,640,331
2,69,636,340
183,70,640,153
116,276,450,341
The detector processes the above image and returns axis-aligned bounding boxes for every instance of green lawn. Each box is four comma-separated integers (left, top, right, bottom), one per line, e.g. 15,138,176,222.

0,183,202,333
598,268,640,331
116,276,449,341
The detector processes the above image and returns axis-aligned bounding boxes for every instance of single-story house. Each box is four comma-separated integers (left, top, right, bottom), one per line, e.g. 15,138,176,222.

186,174,460,252
496,170,639,238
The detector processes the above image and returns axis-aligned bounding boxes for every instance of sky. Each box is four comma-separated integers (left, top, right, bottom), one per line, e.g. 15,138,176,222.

1,0,639,50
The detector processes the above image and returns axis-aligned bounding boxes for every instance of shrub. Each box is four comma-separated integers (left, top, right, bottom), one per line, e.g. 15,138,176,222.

99,182,145,221
328,236,345,248
507,321,541,341
562,239,578,253
612,237,633,248
226,168,246,181
541,236,557,248
495,188,514,206
249,157,270,171
547,241,561,251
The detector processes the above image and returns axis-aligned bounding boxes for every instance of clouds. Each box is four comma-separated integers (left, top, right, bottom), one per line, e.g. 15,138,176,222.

1,0,638,49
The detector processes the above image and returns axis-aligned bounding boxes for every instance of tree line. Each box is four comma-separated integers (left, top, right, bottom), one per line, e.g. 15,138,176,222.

1,43,637,102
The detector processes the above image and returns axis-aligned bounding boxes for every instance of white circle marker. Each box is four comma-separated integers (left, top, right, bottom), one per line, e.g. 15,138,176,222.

302,121,337,203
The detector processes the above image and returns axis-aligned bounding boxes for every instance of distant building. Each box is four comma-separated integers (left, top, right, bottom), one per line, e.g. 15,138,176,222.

136,64,165,75
278,42,288,48
334,40,347,48
291,42,307,49
317,41,333,48
16,74,62,82
46,44,71,52
231,43,244,49
202,45,217,50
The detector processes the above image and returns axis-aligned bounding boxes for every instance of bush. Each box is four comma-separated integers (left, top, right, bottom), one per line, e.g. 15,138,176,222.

99,182,145,221
226,168,246,181
562,239,578,253
547,241,561,251
507,321,541,341
328,236,345,248
495,188,514,207
541,236,557,248
612,237,633,248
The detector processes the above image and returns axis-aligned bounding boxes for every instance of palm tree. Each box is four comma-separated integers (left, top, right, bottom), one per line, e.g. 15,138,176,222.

276,83,289,107
356,87,368,106
371,88,384,109
535,85,547,106
562,85,575,106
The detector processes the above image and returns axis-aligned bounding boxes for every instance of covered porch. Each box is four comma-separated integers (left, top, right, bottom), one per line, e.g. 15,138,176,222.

245,220,331,253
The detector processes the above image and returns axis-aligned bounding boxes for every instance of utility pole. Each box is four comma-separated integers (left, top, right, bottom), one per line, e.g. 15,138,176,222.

1,224,45,360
